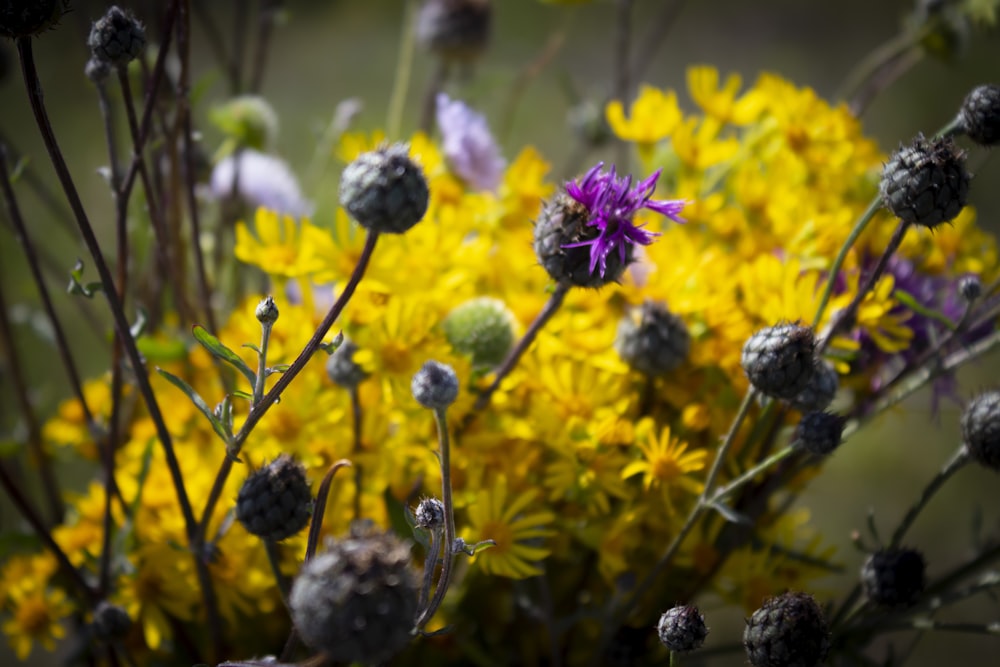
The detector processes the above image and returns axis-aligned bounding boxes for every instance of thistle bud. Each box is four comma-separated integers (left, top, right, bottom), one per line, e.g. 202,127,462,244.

861,547,926,608
88,6,146,67
411,360,459,409
741,323,816,400
255,295,279,324
326,338,369,389
414,497,445,530
958,274,982,303
961,390,1000,472
235,455,312,542
0,0,66,39
443,297,517,369
791,411,846,456
92,601,132,642
614,300,691,376
880,134,969,229
743,592,830,667
789,360,838,413
339,143,429,234
416,0,492,63
657,605,708,653
534,193,626,287
957,84,1000,147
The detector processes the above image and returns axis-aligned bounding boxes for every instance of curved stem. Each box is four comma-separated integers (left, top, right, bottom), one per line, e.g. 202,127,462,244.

198,233,380,545
889,447,968,549
415,406,457,629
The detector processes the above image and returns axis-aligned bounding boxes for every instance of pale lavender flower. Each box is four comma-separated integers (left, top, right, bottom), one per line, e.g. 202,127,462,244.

210,149,312,217
562,163,686,278
436,93,505,192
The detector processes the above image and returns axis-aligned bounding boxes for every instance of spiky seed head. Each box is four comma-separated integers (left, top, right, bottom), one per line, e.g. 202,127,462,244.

339,143,429,234
88,6,146,67
657,605,708,653
534,193,630,287
957,84,1000,147
235,455,312,541
0,0,67,39
861,548,926,608
789,360,839,413
958,275,982,303
414,497,445,530
92,601,132,642
791,411,846,456
743,591,830,667
289,522,419,664
880,134,969,229
961,390,1000,472
326,338,369,390
416,0,492,63
741,323,817,400
443,297,517,368
615,300,691,377
411,360,459,409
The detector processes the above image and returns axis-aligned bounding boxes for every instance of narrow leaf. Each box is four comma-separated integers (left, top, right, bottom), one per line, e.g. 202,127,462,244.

67,259,103,298
156,368,230,445
192,325,256,387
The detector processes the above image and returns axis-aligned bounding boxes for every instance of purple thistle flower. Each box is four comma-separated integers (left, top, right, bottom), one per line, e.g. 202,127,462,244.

436,93,505,192
561,162,686,277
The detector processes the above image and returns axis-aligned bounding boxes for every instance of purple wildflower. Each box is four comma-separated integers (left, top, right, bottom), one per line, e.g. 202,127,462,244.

210,149,313,217
562,163,686,278
436,93,505,192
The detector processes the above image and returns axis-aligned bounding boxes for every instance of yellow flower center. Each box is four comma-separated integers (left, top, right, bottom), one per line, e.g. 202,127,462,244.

651,455,682,482
479,520,512,555
16,596,52,636
380,342,411,374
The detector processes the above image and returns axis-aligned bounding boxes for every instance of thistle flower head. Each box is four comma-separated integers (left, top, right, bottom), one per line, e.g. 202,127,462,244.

561,163,685,278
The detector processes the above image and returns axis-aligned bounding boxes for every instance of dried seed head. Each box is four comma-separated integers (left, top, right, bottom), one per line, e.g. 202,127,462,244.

657,605,708,653
289,522,419,664
743,591,830,667
880,134,969,229
615,300,691,376
861,548,926,608
741,323,817,400
957,84,1000,147
961,390,1000,472
88,6,146,67
339,143,429,234
235,455,312,542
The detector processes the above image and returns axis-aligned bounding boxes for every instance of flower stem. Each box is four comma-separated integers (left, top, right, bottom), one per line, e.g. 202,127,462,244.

252,320,273,407
15,34,222,655
462,282,570,432
198,233,380,547
350,387,364,521
387,0,418,140
889,446,968,549
416,406,457,629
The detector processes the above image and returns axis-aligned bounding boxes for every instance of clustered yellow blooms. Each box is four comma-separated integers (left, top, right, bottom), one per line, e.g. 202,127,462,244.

4,66,996,663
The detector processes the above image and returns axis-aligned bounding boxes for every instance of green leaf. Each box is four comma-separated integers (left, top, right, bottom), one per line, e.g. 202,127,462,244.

895,289,957,330
231,389,253,401
708,499,752,525
156,368,231,445
136,336,188,363
319,331,345,355
192,325,257,388
67,259,103,298
403,505,431,550
242,342,262,354
9,156,29,183
384,487,414,542
266,364,290,376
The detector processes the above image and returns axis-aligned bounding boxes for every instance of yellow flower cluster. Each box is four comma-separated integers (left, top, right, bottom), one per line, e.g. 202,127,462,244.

4,66,995,663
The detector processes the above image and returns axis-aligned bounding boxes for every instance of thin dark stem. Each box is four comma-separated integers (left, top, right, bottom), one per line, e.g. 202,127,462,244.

15,35,221,656
0,462,96,602
848,46,923,117
889,447,968,549
612,0,633,170
198,233,380,546
461,283,570,433
95,73,126,599
0,148,98,434
232,0,250,93
0,130,76,237
417,527,441,613
818,220,910,355
0,278,63,524
263,539,291,610
178,0,219,332
192,2,239,93
249,0,280,93
629,0,685,84
415,407,457,629
419,59,448,135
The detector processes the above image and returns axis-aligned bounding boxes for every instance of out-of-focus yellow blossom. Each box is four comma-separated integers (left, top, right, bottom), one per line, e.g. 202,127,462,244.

235,208,338,279
621,422,707,508
2,585,72,660
687,65,765,126
605,85,682,162
466,479,557,579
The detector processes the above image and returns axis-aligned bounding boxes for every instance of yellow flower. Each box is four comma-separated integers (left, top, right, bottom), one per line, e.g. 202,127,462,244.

671,116,740,171
687,65,764,125
235,208,339,280
605,85,682,161
2,586,72,660
622,423,706,503
465,478,556,579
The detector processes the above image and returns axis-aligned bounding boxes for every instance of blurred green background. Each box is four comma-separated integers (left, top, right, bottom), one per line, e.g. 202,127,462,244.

2,0,1000,664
